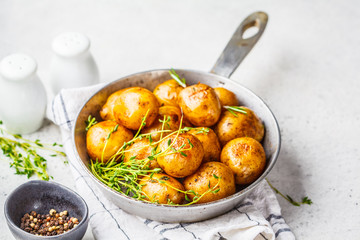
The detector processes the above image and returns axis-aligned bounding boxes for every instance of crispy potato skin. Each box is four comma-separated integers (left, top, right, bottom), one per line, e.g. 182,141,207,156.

184,162,235,204
214,87,239,107
157,133,204,178
140,173,185,204
153,79,184,107
86,121,133,163
141,106,181,141
123,138,160,169
220,137,266,185
187,127,221,163
113,87,159,130
214,107,264,146
99,89,125,121
178,83,221,127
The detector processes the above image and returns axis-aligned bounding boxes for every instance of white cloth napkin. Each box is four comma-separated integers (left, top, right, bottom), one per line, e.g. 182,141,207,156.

47,84,295,240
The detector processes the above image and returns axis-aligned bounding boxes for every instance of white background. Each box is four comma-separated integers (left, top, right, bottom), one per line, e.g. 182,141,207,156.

1,0,360,239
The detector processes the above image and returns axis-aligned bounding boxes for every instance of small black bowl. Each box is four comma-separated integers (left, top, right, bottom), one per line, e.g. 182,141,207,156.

4,180,89,240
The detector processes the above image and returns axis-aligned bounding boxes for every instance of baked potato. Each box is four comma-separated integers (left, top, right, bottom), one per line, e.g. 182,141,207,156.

113,87,159,130
153,79,184,107
214,87,239,107
214,107,264,146
178,83,221,127
140,173,185,204
187,127,221,163
99,89,124,121
157,133,204,178
184,162,235,204
123,138,160,169
86,121,133,163
220,137,266,185
141,106,181,141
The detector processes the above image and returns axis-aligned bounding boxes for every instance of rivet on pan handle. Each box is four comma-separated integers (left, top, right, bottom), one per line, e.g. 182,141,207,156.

210,11,268,78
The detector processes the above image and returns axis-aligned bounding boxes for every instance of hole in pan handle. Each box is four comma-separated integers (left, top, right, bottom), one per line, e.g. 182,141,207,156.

210,11,268,79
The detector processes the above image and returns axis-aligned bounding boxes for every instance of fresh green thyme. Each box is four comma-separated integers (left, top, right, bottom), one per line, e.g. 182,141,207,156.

85,115,98,131
180,126,193,133
266,178,313,206
159,115,171,140
0,120,67,180
195,127,210,135
224,106,247,117
169,69,186,88
89,111,221,205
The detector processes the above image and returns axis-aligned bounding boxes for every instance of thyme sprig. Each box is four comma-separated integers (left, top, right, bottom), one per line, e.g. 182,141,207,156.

180,126,193,133
159,115,171,140
224,106,247,117
195,127,210,135
169,69,186,88
89,111,220,205
0,120,67,180
85,115,98,131
266,178,313,206
91,159,162,200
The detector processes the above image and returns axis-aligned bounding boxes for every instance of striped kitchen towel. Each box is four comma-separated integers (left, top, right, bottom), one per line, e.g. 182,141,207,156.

47,84,295,240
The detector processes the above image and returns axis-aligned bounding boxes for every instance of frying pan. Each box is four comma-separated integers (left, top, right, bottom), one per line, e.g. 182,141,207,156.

73,11,280,222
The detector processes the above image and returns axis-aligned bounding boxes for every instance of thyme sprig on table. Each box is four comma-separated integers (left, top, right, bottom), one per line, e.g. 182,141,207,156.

89,112,220,205
0,120,67,180
224,106,247,117
266,178,313,206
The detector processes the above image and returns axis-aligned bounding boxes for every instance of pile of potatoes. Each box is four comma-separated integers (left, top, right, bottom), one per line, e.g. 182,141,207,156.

86,77,266,205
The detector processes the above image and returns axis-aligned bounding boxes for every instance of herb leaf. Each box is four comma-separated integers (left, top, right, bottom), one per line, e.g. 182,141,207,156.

180,151,187,157
85,115,98,131
0,121,67,180
195,127,210,135
169,69,186,88
266,178,313,207
223,106,247,117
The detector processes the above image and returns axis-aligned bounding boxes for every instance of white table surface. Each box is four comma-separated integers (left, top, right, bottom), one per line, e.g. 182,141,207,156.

1,0,360,239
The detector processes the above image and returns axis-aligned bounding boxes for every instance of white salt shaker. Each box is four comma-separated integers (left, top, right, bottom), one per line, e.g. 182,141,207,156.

49,32,99,95
0,53,47,134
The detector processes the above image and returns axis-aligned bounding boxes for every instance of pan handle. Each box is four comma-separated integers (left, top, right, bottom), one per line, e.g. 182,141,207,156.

210,11,268,78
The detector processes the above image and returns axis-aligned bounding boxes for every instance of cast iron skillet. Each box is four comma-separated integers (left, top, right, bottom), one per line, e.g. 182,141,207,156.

73,11,280,222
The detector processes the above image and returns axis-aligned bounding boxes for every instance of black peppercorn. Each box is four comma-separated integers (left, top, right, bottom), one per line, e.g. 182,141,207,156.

20,209,78,236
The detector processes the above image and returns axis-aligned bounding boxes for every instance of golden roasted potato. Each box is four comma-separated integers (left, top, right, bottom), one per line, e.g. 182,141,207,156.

187,127,221,163
140,173,185,204
86,121,133,163
220,137,266,185
153,79,184,107
214,107,264,146
99,89,125,121
214,87,239,107
141,106,181,141
123,138,160,169
178,83,221,127
157,133,204,178
184,162,235,204
113,87,159,130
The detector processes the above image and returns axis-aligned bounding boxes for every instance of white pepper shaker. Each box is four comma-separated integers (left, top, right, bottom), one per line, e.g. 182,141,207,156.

0,53,47,134
49,32,99,95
